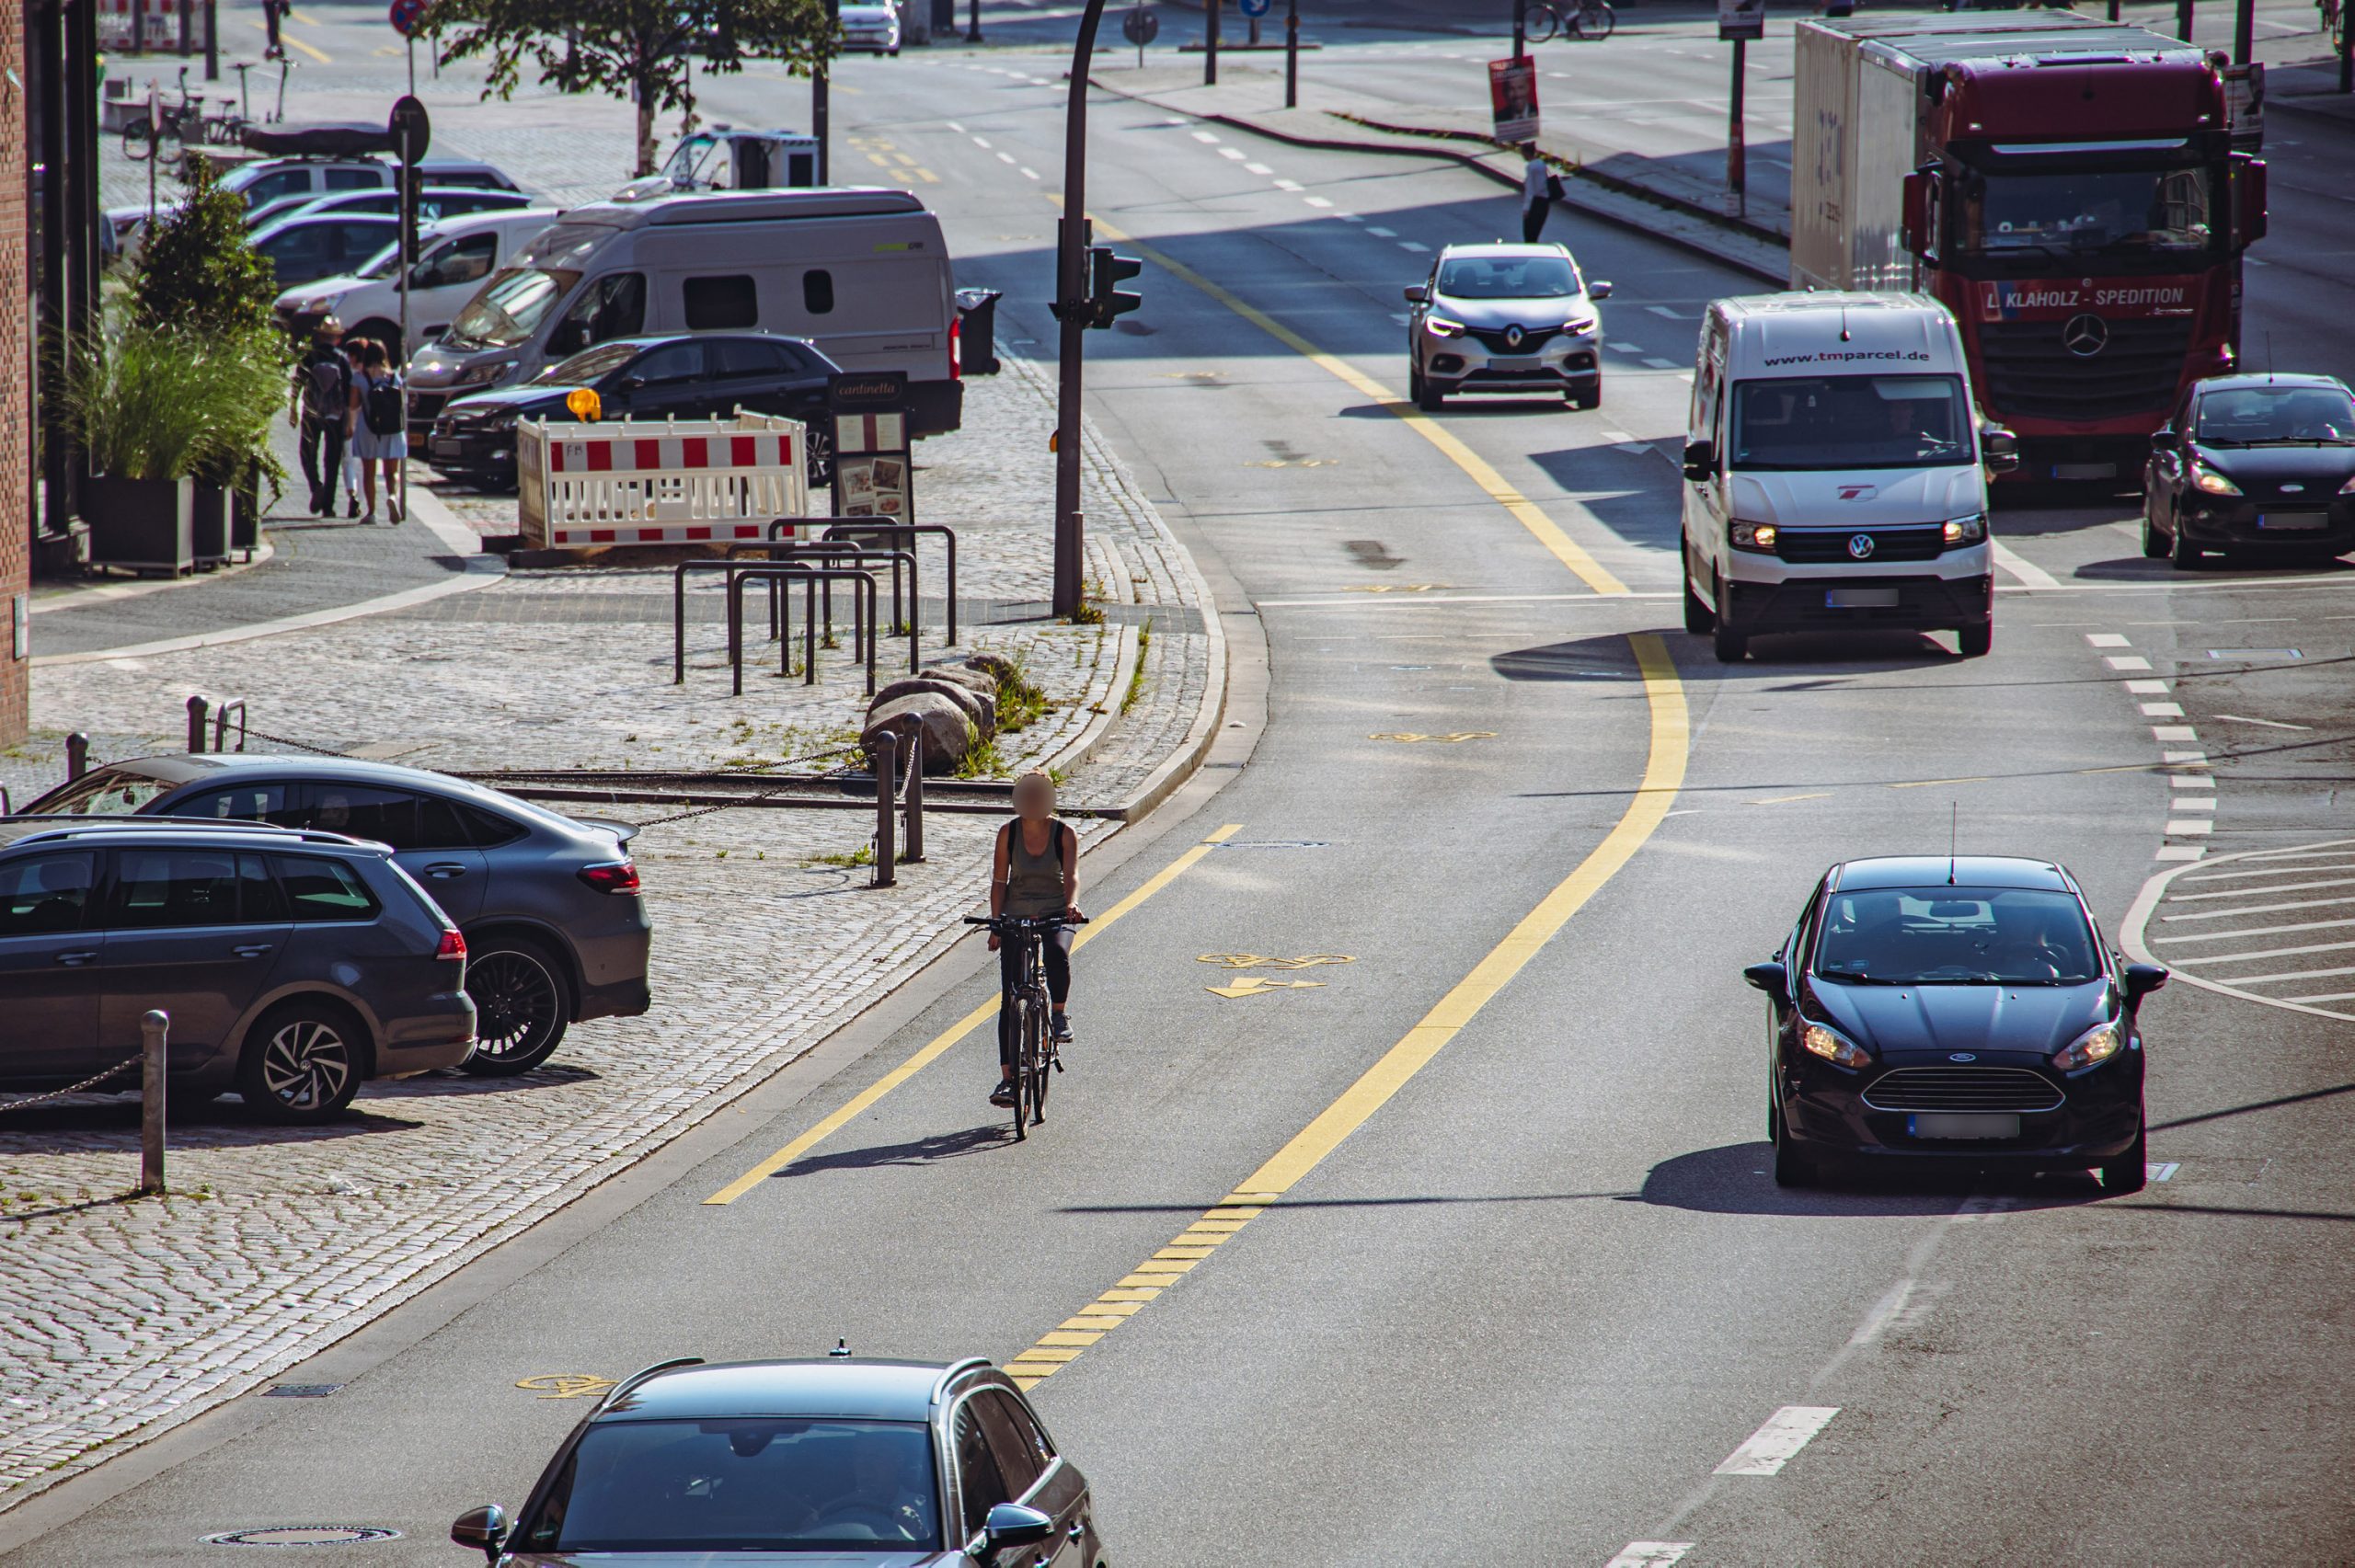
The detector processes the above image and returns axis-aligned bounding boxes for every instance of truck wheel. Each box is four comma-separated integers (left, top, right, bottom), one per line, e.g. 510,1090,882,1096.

2169,525,2206,571
1713,622,1748,663
1683,577,1714,635
2140,511,2170,559
1956,619,1993,658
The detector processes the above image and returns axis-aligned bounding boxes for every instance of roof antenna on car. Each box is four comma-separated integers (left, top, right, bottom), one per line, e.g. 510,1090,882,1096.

1947,803,1959,886
1839,302,1852,343
2266,331,2275,383
829,1338,852,1358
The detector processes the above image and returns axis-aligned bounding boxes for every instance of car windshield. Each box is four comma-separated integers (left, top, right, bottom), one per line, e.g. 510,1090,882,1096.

2195,385,2355,445
536,341,640,384
354,240,402,279
1436,256,1580,300
519,1419,940,1553
1729,373,1970,471
1815,887,2103,986
23,769,177,817
1962,164,2215,256
444,267,577,350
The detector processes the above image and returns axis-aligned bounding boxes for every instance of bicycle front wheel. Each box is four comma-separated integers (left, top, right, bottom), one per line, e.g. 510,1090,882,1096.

1526,2,1563,43
1572,2,1615,40
1013,1004,1040,1140
1028,1023,1052,1127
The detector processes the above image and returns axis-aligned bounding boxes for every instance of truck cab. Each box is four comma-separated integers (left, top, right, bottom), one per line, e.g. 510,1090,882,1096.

1681,292,2014,663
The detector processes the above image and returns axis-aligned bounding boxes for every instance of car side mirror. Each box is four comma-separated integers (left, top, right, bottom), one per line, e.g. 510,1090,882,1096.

1901,168,1932,255
450,1505,507,1562
1980,426,2020,474
1403,284,1428,304
2149,429,2179,452
1682,439,1717,482
981,1502,1054,1560
2122,963,2169,1001
621,373,649,392
1588,280,1614,301
1743,960,1789,1001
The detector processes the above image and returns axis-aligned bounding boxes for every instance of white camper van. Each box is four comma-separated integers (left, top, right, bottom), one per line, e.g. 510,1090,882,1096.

1680,292,2017,663
406,188,962,437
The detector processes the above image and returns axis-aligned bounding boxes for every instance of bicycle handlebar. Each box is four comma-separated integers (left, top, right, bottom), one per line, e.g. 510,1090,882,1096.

963,913,1088,929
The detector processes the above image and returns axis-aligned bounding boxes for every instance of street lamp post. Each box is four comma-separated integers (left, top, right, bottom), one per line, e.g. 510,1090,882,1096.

1052,0,1113,618
1285,0,1299,106
815,0,838,182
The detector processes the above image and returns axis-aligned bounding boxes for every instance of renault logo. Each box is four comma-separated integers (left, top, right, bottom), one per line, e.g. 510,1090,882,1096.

1949,1052,1978,1062
1847,533,1878,560
2062,314,2108,357
1505,325,1525,348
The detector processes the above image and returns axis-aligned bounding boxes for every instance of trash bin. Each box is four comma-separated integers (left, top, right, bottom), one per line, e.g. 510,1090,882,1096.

955,287,1003,377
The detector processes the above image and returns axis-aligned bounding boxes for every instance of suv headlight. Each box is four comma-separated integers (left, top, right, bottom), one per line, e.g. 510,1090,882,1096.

1564,315,1598,336
2339,474,2355,495
1943,512,1986,546
453,359,516,388
2052,1021,2123,1073
1729,519,1779,553
2192,464,2241,496
1424,315,1466,338
1801,1022,1872,1069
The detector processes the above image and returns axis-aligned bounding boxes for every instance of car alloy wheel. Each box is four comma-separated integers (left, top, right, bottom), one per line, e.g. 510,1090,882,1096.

240,1004,361,1124
2169,521,2205,571
2140,511,2170,559
462,939,570,1076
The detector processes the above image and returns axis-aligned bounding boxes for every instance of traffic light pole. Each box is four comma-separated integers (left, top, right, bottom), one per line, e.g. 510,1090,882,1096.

1053,0,1112,619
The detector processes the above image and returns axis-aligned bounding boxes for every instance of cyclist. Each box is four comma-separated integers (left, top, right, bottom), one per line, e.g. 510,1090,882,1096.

986,771,1082,1107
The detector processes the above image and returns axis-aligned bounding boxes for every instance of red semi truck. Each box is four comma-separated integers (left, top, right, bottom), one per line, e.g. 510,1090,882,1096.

1791,14,2267,485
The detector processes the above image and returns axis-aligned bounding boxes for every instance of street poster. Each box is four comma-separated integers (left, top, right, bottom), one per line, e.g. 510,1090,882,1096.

1719,0,1764,41
1488,58,1540,144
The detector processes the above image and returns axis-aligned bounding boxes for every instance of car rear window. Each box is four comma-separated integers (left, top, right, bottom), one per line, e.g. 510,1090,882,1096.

276,855,383,921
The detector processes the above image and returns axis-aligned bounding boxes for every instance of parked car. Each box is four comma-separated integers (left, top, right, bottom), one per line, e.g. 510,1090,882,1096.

244,183,535,235
839,1,904,53
448,1355,1103,1564
0,819,475,1123
251,210,402,291
1404,241,1612,411
429,332,842,489
1745,854,2166,1191
20,755,649,1076
107,153,521,249
2141,372,2355,569
274,207,565,364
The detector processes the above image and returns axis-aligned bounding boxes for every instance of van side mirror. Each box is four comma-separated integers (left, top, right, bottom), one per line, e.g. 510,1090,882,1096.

1588,280,1614,301
1980,426,2020,474
1901,168,1933,256
2149,429,2179,453
2122,963,2169,1001
2232,153,2267,247
1682,439,1717,482
450,1505,507,1562
1403,284,1428,304
981,1503,1055,1561
1743,960,1789,1001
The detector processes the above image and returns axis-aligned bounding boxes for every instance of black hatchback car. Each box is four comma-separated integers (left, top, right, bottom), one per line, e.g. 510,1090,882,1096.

427,333,842,490
451,1356,1103,1566
2142,372,2355,568
1745,856,2167,1191
22,755,649,1076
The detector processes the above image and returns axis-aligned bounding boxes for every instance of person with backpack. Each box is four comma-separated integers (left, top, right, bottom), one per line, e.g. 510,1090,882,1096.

1521,144,1566,244
287,318,350,517
346,339,408,524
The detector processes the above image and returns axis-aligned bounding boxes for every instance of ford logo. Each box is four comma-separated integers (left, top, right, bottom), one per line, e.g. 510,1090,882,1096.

1948,1052,1978,1062
1847,533,1878,560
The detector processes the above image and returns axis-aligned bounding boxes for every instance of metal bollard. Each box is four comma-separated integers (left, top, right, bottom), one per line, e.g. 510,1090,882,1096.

872,731,898,888
140,1010,168,1196
903,732,925,864
66,733,90,782
186,694,210,753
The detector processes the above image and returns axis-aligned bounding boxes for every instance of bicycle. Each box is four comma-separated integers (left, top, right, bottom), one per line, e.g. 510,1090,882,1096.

965,913,1086,1140
2325,0,2347,54
122,67,202,160
1528,0,1616,43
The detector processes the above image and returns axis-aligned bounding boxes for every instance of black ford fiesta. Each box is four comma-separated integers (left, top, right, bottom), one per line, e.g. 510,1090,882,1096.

1745,856,2167,1192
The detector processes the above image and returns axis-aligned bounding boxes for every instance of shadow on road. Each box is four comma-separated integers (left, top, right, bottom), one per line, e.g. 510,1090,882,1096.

1637,1139,2107,1217
777,1122,1014,1176
0,1094,422,1150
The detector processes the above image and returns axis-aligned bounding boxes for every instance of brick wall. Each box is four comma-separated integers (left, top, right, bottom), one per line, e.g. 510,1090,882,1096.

0,6,27,747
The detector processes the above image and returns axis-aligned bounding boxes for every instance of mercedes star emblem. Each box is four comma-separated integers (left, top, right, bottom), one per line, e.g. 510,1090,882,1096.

1847,533,1878,560
2062,313,2109,357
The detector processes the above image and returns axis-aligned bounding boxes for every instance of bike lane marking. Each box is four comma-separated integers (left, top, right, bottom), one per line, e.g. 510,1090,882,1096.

701,824,1246,1205
1004,634,1687,1387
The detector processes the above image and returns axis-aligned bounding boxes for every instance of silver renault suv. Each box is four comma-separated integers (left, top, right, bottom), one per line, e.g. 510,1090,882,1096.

1404,242,1611,411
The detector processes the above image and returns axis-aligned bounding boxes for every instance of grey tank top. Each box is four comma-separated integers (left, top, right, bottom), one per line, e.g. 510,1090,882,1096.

1003,818,1071,917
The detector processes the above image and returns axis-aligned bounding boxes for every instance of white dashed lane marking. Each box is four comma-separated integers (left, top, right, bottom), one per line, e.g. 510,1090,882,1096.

1714,1406,1840,1476
1606,1547,1694,1568
2106,654,2154,670
2086,632,2132,647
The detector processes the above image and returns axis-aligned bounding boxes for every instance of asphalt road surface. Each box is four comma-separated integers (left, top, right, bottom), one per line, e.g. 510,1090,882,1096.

10,29,2353,1568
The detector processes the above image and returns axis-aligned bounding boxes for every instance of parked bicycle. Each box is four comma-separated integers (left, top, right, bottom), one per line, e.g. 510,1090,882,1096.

122,66,244,158
965,913,1086,1139
2325,0,2348,54
1529,0,1616,42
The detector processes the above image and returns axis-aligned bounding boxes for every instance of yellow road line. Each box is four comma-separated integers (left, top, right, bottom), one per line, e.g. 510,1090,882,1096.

1067,209,1627,597
247,17,329,61
703,824,1246,1205
1007,635,1688,1388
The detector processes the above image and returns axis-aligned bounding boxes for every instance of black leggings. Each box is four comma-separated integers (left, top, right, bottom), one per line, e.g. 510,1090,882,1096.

997,925,1073,1072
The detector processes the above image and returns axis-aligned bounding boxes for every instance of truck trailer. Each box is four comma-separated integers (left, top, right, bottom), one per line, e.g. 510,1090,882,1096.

1791,14,2267,485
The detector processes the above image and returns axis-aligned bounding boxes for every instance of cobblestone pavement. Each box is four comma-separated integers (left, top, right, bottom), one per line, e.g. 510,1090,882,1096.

0,352,1221,1508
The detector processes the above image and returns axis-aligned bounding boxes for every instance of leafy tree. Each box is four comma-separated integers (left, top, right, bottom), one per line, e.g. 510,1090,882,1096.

130,157,281,339
425,0,835,177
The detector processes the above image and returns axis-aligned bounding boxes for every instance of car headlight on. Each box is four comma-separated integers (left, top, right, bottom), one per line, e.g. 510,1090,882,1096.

2192,464,2242,496
1943,512,1986,545
2052,1021,2123,1073
453,359,516,388
1729,519,1779,553
1801,1022,1872,1069
1424,315,1466,338
2339,474,2355,495
1564,315,1598,336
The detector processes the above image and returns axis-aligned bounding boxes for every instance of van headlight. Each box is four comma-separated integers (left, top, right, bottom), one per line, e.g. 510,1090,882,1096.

1729,519,1779,554
1943,513,1986,546
453,359,516,388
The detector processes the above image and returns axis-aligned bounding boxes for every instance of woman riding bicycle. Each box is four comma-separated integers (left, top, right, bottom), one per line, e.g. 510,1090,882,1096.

986,771,1083,1107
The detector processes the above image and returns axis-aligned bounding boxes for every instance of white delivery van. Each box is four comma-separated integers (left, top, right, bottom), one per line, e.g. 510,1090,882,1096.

1680,292,2017,663
407,188,962,437
272,207,564,359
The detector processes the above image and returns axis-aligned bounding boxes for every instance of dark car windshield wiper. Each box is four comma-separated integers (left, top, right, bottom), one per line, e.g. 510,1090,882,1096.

2240,436,2355,447
1816,971,1909,986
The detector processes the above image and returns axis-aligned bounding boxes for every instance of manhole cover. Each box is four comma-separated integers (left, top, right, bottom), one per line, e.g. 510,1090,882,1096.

261,1384,342,1399
201,1527,401,1546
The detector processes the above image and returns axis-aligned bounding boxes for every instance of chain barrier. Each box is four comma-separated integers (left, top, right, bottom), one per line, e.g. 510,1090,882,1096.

613,746,867,830
0,1056,143,1115
240,727,362,761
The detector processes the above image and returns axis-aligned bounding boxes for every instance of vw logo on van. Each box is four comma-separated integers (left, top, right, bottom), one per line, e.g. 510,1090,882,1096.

1847,533,1878,560
2062,314,2109,357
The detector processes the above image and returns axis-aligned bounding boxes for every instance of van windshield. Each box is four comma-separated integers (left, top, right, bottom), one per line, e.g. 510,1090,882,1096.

444,268,579,351
1729,374,1970,471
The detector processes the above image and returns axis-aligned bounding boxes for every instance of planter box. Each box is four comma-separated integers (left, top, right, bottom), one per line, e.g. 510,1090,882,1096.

84,475,195,575
190,481,231,568
231,475,263,555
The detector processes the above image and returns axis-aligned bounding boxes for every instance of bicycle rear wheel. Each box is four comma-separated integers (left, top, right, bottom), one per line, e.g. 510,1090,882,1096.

1527,2,1563,42
1572,2,1615,40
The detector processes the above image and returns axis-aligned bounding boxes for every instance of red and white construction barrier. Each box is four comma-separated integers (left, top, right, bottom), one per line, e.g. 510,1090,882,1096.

518,413,809,550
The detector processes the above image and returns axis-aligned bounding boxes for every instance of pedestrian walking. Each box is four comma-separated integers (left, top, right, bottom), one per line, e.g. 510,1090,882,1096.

347,340,408,524
1522,144,1565,244
339,338,372,516
261,0,287,60
287,317,350,517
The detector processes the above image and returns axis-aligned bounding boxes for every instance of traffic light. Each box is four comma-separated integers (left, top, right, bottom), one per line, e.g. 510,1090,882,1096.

1086,245,1143,329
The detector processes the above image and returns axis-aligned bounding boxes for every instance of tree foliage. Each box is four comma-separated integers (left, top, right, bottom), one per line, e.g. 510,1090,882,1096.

424,0,835,177
130,157,282,340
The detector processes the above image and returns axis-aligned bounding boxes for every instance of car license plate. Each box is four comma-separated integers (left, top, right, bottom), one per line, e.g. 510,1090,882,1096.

2257,511,2327,530
1485,356,1541,372
1910,1112,2019,1140
1826,587,1901,609
431,438,464,458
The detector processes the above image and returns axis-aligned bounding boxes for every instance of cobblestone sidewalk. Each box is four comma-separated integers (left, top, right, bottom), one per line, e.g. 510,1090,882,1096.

0,353,1222,1510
